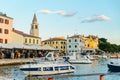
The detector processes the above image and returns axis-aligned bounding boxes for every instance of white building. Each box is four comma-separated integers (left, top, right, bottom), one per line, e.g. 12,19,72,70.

67,35,85,54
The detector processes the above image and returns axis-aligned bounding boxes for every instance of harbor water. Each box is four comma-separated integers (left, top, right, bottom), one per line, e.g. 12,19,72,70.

0,58,120,80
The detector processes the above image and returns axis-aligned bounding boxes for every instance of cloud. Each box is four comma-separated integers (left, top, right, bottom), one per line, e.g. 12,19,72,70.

81,15,111,23
40,10,53,14
39,9,76,17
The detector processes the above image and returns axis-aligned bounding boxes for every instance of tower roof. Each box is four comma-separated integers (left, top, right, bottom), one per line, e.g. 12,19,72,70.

32,13,37,24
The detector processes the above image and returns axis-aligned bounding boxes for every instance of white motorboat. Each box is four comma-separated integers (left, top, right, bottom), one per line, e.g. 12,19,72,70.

19,52,75,75
19,61,75,75
63,52,92,64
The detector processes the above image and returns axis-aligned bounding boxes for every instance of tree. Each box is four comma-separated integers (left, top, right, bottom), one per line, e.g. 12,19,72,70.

99,38,120,53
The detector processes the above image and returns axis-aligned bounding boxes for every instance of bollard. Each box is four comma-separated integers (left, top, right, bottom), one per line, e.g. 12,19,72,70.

48,77,53,80
100,75,104,80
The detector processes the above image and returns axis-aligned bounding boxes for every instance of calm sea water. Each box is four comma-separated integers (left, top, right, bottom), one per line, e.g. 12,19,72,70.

0,58,120,80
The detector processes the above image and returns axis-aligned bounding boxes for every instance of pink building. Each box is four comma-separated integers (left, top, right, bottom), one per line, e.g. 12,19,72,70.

0,13,13,44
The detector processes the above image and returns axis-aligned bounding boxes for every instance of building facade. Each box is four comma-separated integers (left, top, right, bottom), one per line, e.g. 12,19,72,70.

0,13,13,44
84,35,98,49
12,28,41,45
67,35,85,54
41,37,67,53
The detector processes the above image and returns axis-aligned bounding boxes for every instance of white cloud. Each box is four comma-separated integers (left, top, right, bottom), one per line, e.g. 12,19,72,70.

40,9,76,17
40,10,53,14
81,15,111,23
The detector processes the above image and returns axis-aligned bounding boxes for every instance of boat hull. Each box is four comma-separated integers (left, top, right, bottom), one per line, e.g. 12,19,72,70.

107,63,120,72
22,70,74,76
20,63,75,75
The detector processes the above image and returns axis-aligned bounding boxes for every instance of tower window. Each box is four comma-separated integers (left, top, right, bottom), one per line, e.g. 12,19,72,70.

35,25,38,29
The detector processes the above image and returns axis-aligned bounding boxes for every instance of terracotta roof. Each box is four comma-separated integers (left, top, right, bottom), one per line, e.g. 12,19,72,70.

42,38,67,42
0,14,13,19
13,28,40,38
68,35,83,38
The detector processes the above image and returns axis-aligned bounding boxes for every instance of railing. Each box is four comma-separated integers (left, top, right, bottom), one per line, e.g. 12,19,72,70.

36,72,120,80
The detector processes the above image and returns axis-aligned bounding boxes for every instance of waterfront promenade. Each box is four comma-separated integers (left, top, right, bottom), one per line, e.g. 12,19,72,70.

0,58,35,66
0,53,119,66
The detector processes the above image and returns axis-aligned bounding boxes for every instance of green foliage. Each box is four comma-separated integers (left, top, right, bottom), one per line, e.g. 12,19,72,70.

99,38,120,52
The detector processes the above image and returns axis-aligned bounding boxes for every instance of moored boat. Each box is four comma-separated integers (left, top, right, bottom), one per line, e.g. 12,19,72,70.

63,52,92,64
19,61,75,75
107,62,120,72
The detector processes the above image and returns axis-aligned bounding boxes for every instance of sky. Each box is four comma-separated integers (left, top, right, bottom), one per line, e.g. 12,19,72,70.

0,0,120,45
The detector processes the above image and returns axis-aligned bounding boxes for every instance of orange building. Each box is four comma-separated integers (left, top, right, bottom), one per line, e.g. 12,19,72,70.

0,13,13,44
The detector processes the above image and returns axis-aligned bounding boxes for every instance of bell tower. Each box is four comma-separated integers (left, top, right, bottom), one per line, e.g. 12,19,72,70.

30,13,39,37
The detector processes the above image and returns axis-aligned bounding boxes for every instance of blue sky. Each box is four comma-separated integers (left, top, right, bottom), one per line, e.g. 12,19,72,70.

0,0,120,45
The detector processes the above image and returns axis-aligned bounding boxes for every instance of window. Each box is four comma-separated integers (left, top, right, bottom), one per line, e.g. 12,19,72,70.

75,45,77,48
61,42,63,44
33,39,35,44
5,39,7,44
25,38,27,43
52,42,54,44
61,46,63,49
4,29,9,34
35,25,38,29
44,42,47,44
69,45,71,48
0,28,2,33
29,39,31,43
36,40,38,44
56,46,58,48
0,38,3,43
69,39,71,42
80,39,81,42
75,39,77,42
88,44,89,47
0,18,3,23
56,42,58,44
5,19,9,24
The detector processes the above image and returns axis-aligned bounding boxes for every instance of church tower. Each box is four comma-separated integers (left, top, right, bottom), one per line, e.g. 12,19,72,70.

30,13,39,37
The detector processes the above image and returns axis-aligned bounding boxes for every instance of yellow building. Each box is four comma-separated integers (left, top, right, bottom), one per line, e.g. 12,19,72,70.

41,37,67,53
0,13,13,44
84,35,98,49
12,28,41,45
